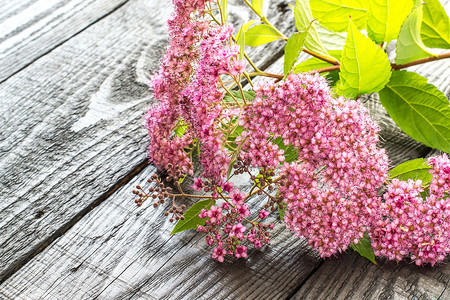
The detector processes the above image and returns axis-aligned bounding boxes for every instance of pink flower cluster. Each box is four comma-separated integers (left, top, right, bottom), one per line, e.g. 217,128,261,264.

241,74,388,257
196,181,273,262
146,0,245,182
182,25,245,183
371,155,450,266
145,0,210,178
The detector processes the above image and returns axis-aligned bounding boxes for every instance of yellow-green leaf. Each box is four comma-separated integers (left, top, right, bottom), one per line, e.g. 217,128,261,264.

236,20,258,59
293,0,335,60
310,0,368,32
294,58,334,73
421,0,450,49
396,4,437,64
367,0,414,44
245,24,282,47
338,20,391,97
316,23,347,50
388,158,433,183
379,70,450,153
252,0,264,15
284,31,309,76
220,0,228,22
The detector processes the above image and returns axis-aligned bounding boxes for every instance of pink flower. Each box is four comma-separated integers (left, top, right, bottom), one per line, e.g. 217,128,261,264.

230,188,246,205
229,223,246,239
212,245,226,262
259,209,269,219
236,204,251,217
235,245,248,258
192,177,203,191
207,205,223,224
222,182,234,193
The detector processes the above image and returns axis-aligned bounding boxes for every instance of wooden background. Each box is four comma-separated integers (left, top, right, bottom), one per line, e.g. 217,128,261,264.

0,0,449,299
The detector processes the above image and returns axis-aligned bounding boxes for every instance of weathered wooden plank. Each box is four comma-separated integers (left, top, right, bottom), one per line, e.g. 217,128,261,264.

0,0,173,283
0,164,321,300
292,251,450,300
0,0,129,82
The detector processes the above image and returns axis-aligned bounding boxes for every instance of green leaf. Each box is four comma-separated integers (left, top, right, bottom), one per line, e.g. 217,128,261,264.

388,158,433,183
396,4,437,64
274,137,299,163
245,24,282,47
293,0,335,60
351,233,377,265
293,50,341,73
294,58,334,73
223,90,256,104
379,70,450,153
309,0,368,32
421,0,450,49
236,20,258,60
220,0,228,22
284,31,309,76
367,0,414,44
338,19,391,97
171,199,215,235
316,23,347,50
178,174,187,184
252,0,264,15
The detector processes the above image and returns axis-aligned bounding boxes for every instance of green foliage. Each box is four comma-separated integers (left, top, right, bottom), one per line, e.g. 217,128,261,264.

220,0,228,22
252,0,264,15
274,137,299,163
388,158,433,184
421,0,450,49
315,23,346,50
293,49,342,73
245,24,282,47
396,4,437,64
294,58,334,73
338,20,391,97
237,20,258,59
379,70,450,153
293,0,335,60
171,199,215,234
284,31,309,76
351,233,377,265
309,0,368,32
367,0,414,44
223,90,256,104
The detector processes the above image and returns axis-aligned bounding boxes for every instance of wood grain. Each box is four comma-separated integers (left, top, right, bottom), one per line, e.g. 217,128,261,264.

0,0,172,283
292,251,450,300
0,165,321,300
0,0,129,83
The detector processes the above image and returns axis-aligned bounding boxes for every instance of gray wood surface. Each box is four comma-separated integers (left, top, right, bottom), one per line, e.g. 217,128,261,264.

293,251,450,300
0,166,321,300
0,0,449,298
0,0,128,82
0,0,171,283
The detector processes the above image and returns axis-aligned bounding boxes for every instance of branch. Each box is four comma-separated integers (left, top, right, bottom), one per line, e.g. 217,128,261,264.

391,52,450,70
303,49,339,65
